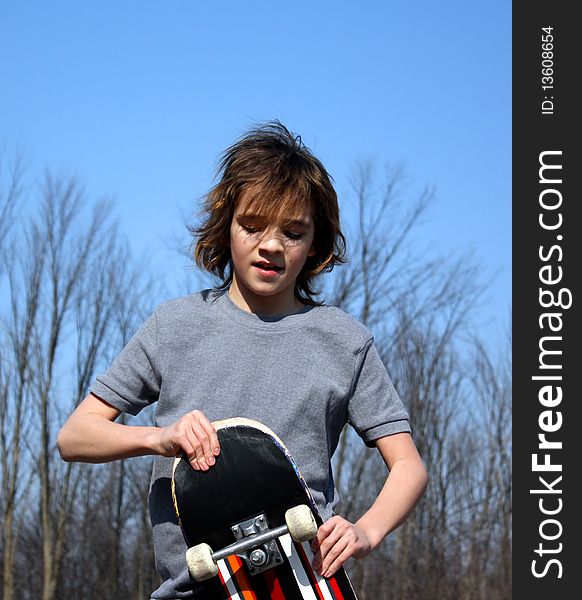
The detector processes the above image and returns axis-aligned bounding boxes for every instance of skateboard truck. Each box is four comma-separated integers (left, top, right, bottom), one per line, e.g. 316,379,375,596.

231,513,284,575
186,504,317,581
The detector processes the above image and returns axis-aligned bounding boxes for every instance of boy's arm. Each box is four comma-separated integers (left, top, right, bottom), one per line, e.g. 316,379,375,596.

57,393,220,470
311,432,428,578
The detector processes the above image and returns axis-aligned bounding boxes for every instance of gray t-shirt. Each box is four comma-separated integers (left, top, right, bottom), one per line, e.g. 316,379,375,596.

91,290,410,599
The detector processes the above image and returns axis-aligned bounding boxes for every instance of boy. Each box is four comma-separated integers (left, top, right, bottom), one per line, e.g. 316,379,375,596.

58,121,428,599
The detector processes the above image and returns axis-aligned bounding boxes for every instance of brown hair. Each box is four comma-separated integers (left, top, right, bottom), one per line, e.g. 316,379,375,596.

193,121,345,305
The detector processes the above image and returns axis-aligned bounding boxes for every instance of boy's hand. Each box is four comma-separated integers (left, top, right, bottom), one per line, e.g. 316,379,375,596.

311,516,373,578
155,410,220,471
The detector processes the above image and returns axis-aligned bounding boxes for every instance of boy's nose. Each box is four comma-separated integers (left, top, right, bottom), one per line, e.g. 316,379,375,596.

258,230,284,252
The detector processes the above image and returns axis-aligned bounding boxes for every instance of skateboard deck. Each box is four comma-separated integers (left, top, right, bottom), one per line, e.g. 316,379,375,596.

172,417,358,599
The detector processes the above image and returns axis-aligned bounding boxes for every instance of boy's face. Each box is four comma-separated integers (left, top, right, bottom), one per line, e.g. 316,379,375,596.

228,198,316,315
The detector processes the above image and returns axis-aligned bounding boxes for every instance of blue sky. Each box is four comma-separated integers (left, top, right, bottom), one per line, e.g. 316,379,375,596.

1,1,511,339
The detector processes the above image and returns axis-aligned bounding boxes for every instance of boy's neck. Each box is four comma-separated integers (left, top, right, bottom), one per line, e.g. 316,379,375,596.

227,281,304,317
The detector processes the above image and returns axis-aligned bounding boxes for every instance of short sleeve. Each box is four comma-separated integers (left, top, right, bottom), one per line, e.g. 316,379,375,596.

91,311,161,415
347,338,411,446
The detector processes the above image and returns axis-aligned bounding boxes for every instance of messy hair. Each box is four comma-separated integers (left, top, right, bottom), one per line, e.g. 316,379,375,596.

193,121,346,305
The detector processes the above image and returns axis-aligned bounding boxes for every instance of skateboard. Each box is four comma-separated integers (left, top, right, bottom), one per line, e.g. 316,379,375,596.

172,417,358,599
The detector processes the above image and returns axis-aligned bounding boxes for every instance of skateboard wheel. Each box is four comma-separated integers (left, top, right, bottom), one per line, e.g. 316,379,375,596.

186,543,218,581
285,505,318,542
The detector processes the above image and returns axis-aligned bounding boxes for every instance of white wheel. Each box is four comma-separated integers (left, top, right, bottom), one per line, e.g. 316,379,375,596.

285,504,318,542
186,543,218,581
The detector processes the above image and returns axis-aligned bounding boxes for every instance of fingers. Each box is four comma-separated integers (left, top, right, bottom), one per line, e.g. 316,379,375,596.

183,411,220,471
311,516,372,578
159,410,220,471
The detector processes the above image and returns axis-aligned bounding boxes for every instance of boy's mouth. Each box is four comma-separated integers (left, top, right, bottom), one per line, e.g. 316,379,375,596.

253,261,283,273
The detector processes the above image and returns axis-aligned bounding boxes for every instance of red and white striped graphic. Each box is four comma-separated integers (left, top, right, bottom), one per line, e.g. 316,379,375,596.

280,534,339,600
214,534,348,599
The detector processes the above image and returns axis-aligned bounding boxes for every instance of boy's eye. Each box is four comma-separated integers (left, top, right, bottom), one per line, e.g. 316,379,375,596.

242,224,262,234
284,231,304,240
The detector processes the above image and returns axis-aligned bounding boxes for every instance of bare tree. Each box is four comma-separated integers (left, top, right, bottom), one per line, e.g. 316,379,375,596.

459,330,512,598
0,148,24,272
1,159,43,600
326,162,510,599
0,166,155,600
